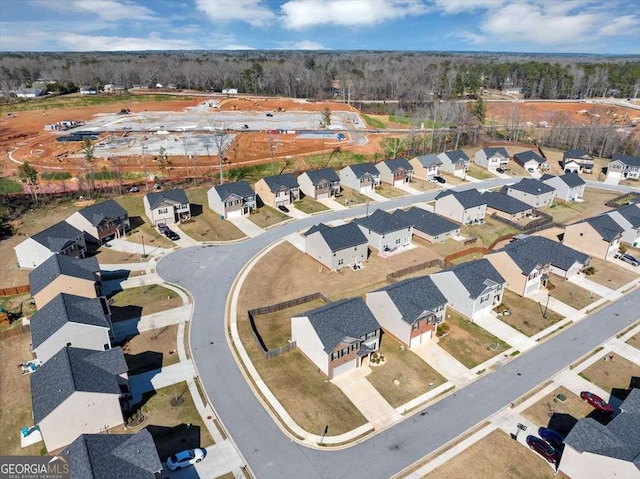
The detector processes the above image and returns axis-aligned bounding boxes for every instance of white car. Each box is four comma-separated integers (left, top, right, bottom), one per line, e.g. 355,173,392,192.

166,448,206,471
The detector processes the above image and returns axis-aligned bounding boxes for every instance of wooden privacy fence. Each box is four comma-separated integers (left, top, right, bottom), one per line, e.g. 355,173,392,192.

387,259,445,282
444,246,490,266
490,211,555,233
0,285,30,296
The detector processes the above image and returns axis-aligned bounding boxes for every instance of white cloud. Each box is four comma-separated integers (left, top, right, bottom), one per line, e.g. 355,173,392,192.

454,32,486,45
31,0,157,22
431,0,503,14
219,44,256,50
194,0,276,27
276,40,326,49
280,0,429,30
56,33,199,51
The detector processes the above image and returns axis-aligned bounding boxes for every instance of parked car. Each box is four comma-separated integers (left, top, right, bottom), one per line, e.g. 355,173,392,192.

163,228,180,241
129,186,139,193
496,167,505,174
166,448,206,471
526,435,558,464
527,167,536,173
266,113,273,117
619,254,640,266
240,124,249,129
277,205,290,213
432,176,446,184
581,391,613,412
538,427,565,451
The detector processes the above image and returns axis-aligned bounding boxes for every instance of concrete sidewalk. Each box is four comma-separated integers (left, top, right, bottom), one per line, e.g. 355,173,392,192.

412,341,476,387
474,313,537,352
529,291,579,318
568,275,614,296
129,360,196,404
318,197,347,210
284,233,305,252
103,273,163,295
395,182,422,195
100,261,150,272
107,237,173,256
361,190,386,202
112,304,191,340
228,216,264,238
170,224,202,247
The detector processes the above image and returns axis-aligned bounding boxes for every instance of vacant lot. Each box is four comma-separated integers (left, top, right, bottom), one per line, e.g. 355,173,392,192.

522,386,593,436
460,216,518,248
409,178,440,192
548,275,600,310
587,257,639,289
249,206,288,228
295,196,329,214
121,324,179,375
543,188,618,225
109,284,183,321
334,187,369,206
254,299,326,350
115,195,174,249
497,290,564,337
424,429,566,479
376,183,407,198
366,338,446,409
627,331,640,350
437,310,510,369
180,188,245,241
579,355,638,395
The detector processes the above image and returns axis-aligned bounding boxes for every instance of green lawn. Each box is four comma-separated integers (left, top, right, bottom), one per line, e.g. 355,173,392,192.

466,163,496,180
361,114,386,129
249,206,288,228
295,196,330,214
460,216,518,248
180,187,245,241
108,284,183,321
0,177,23,194
496,290,564,336
542,187,619,225
115,195,173,249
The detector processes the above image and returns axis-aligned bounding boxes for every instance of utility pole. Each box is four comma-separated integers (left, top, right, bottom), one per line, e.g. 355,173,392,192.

141,136,148,192
269,135,275,176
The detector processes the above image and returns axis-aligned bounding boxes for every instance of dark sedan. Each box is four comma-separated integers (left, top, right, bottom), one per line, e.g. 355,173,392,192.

526,435,558,464
163,228,180,241
538,427,564,451
581,391,613,412
432,176,446,184
277,205,290,213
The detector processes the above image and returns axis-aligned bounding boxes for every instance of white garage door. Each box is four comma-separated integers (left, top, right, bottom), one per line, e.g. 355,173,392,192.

524,281,539,295
316,192,329,200
361,185,373,193
332,360,356,377
226,209,243,219
410,331,432,348
394,179,404,187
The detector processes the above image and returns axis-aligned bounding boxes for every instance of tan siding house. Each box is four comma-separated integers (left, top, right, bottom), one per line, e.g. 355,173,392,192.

254,173,300,208
563,216,623,260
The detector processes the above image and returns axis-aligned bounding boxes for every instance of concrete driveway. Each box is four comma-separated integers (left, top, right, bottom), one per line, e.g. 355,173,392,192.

568,274,614,297
411,341,476,387
228,216,265,238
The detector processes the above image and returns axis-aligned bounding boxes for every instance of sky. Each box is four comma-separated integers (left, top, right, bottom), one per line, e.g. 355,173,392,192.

1,0,639,54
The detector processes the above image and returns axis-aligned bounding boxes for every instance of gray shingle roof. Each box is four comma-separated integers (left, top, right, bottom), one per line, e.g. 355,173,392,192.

353,208,412,235
564,388,640,469
304,222,367,252
31,346,127,423
500,235,589,273
541,173,585,188
303,168,340,185
261,173,299,192
144,189,189,209
564,148,592,159
442,150,469,162
611,154,640,168
212,181,255,201
299,298,379,353
374,276,447,324
30,294,110,349
392,207,459,236
483,191,532,214
439,259,505,298
435,188,486,209
479,147,509,159
613,204,640,228
65,429,162,479
413,154,442,167
345,162,380,178
508,178,555,195
573,215,624,242
381,158,413,172
32,222,83,252
29,255,99,297
513,150,546,165
77,200,128,227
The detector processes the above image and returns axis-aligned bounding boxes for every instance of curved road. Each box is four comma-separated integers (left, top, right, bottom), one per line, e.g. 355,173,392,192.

157,178,640,479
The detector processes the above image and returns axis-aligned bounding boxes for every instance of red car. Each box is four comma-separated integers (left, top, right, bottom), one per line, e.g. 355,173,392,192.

581,391,613,412
526,435,558,464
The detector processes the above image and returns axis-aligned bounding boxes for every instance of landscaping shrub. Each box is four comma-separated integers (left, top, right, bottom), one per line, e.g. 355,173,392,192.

583,266,596,276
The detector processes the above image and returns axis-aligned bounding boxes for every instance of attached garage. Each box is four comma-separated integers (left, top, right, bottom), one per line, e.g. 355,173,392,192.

360,184,373,193
409,330,432,348
316,192,329,200
332,360,356,378
226,209,243,219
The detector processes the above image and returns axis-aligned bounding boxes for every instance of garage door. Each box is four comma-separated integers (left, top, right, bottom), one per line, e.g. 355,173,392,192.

410,331,432,349
332,360,356,377
316,192,329,200
361,185,372,193
226,209,242,219
524,281,539,295
394,179,404,187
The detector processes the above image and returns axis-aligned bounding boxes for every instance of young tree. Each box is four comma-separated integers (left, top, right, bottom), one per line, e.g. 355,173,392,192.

80,137,96,197
322,107,331,127
469,96,486,124
17,161,39,204
211,128,234,184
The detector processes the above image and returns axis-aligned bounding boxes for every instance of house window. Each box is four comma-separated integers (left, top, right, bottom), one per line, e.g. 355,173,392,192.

395,238,401,244
331,351,339,361
338,259,344,266
412,322,419,330
104,343,110,350
366,331,377,340
158,208,168,214
480,294,490,304
342,348,349,356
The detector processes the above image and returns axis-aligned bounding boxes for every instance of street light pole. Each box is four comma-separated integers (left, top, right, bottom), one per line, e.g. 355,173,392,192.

141,136,148,192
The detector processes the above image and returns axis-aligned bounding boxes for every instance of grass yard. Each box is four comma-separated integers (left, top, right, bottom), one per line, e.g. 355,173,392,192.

542,187,619,225
0,293,37,322
361,113,386,129
408,178,440,192
254,299,326,350
460,216,518,248
334,187,370,206
416,235,469,258
180,188,246,241
108,284,183,321
94,247,152,264
115,195,173,249
0,333,43,456
376,183,407,198
548,275,600,310
449,252,484,265
424,429,566,479
295,196,330,214
439,172,467,186
467,163,496,180
627,331,640,350
249,206,288,228
578,355,639,395
496,290,564,337
0,177,23,194
366,338,446,409
586,257,639,289
522,386,593,436
121,324,180,375
437,310,510,369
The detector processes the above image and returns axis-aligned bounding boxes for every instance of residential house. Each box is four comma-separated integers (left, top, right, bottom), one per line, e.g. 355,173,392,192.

30,294,112,364
339,163,381,193
513,150,550,171
474,147,509,171
14,87,45,98
483,191,533,221
434,189,487,225
541,173,586,202
64,429,162,479
143,189,191,226
31,346,129,451
563,149,594,173
409,154,442,180
366,276,447,349
607,203,640,247
431,259,505,320
392,207,460,243
79,87,97,96
298,168,341,200
291,298,381,378
563,215,624,260
14,221,87,269
66,199,130,244
254,173,300,208
207,181,256,219
352,209,413,251
303,222,368,271
437,150,469,178
376,158,414,186
559,388,640,479
103,84,126,93
29,255,102,310
503,178,556,208
606,154,640,181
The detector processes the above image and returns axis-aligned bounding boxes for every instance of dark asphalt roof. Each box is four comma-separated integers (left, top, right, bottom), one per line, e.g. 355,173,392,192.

611,154,640,168
564,388,640,469
31,346,127,423
29,255,99,296
30,294,110,349
211,181,255,201
613,204,640,228
513,150,546,164
441,150,469,162
65,429,162,479
344,162,380,178
374,276,447,324
573,215,624,242
564,148,592,159
392,207,459,236
303,168,340,185
300,298,380,353
304,222,367,252
353,208,412,235
500,235,589,273
508,178,555,195
413,154,442,167
380,158,413,172
483,191,531,214
438,259,505,298
32,221,84,252
144,189,189,209
435,188,486,208
77,199,128,227
478,147,509,159
261,173,299,192
541,173,585,188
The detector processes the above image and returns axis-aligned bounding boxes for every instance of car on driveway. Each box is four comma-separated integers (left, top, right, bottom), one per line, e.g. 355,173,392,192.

129,186,139,193
162,228,180,241
538,427,564,451
496,167,505,174
581,391,613,412
166,448,206,471
277,205,290,213
526,435,558,464
619,254,640,266
432,176,446,184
